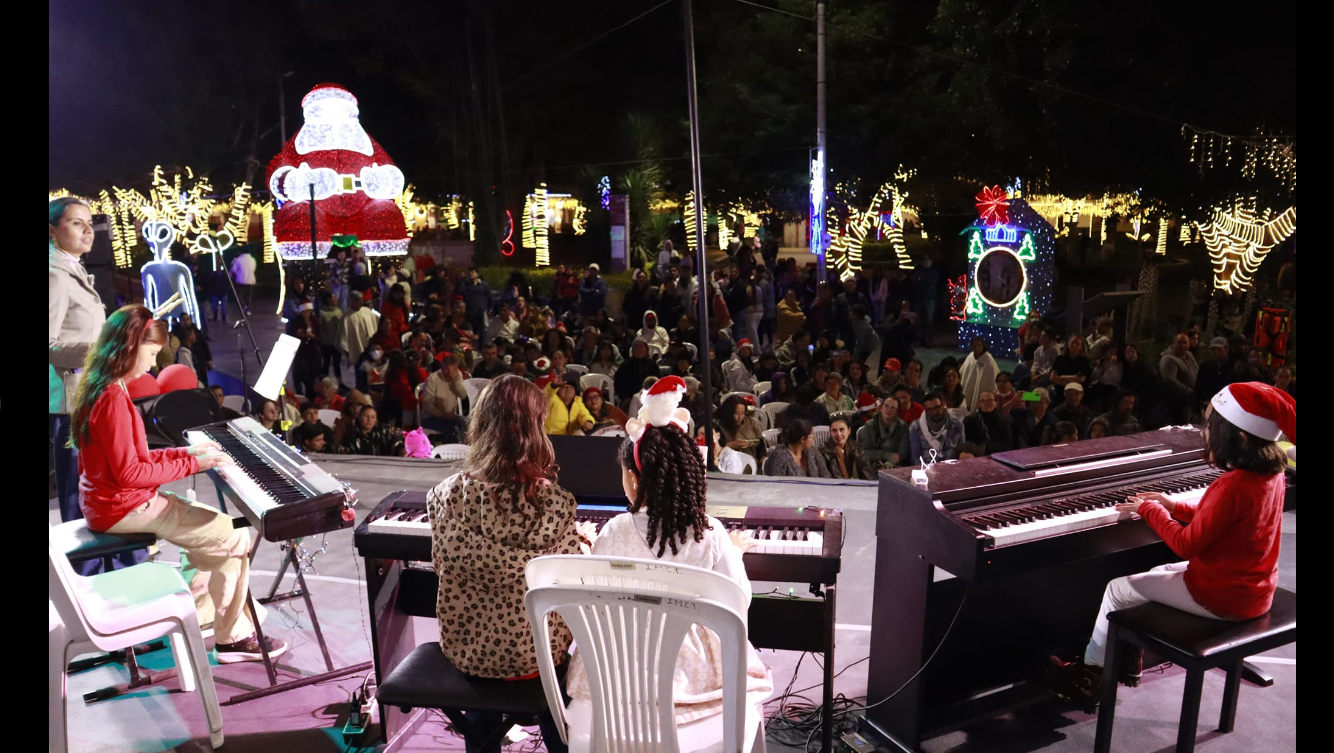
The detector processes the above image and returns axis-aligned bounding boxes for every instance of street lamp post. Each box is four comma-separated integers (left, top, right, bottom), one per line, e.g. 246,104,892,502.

278,71,295,146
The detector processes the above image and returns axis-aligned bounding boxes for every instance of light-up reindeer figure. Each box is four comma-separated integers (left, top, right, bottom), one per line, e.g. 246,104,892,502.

140,220,202,329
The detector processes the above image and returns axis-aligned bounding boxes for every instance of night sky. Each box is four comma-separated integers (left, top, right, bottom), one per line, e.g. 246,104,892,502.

49,0,1296,211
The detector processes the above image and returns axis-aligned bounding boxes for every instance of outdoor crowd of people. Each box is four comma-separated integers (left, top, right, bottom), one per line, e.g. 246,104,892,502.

226,235,1294,477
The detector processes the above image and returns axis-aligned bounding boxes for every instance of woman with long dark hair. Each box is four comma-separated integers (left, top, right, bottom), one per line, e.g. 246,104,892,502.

763,419,833,478
426,374,582,753
715,393,766,463
568,377,773,721
73,304,285,662
1050,383,1295,709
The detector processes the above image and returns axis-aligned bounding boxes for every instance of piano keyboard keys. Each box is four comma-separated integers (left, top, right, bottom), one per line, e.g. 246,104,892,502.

960,471,1219,547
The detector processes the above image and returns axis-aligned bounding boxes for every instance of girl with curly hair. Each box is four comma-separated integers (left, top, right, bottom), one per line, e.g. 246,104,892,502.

566,376,774,722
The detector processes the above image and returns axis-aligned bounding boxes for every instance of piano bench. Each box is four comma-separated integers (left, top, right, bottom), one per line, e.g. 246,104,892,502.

51,520,157,569
1094,587,1296,753
378,643,551,752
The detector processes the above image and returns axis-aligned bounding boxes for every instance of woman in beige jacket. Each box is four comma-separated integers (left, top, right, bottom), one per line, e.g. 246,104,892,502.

49,198,142,570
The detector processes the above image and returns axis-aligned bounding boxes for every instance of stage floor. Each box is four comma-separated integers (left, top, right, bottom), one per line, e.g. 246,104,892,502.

54,457,1296,753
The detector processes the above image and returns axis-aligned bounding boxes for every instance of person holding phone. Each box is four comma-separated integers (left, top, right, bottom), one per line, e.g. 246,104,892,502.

715,393,766,464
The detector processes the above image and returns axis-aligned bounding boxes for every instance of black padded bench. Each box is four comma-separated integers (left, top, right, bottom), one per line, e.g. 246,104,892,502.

377,643,552,753
1095,587,1297,753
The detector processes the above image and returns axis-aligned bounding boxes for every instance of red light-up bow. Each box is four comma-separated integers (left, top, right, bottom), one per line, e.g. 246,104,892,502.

975,186,1010,226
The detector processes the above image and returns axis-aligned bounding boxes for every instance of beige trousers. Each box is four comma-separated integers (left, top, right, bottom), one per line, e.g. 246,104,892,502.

107,493,256,644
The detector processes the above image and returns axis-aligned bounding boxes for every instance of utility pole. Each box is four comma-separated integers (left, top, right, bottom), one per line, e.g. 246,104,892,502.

682,0,715,467
813,1,828,282
278,71,295,146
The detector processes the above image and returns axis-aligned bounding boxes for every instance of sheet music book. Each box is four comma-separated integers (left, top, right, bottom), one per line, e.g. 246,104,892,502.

254,334,300,401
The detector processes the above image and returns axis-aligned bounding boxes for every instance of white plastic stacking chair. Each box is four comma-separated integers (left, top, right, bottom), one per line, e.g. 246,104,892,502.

431,443,470,461
222,395,247,415
463,377,492,413
580,374,615,405
751,409,771,431
48,527,223,751
591,425,628,438
566,363,590,376
759,402,788,427
525,555,765,753
762,428,783,450
811,425,831,447
317,409,341,428
751,381,771,398
737,453,758,475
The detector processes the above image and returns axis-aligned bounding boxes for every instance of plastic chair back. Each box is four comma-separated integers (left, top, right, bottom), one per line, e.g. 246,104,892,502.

431,443,470,461
738,453,758,475
47,530,98,652
762,428,782,450
752,381,771,398
566,363,590,376
463,378,491,412
751,409,771,430
318,409,341,427
525,556,749,753
222,395,247,415
811,425,831,447
759,402,789,425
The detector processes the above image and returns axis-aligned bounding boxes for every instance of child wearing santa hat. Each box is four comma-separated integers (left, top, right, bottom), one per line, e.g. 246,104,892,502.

566,376,774,721
1051,382,1295,710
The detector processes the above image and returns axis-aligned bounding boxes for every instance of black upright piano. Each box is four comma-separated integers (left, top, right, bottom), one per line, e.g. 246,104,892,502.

860,428,1296,752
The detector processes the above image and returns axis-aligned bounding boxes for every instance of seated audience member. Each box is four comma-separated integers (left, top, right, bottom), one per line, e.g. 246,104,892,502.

636,310,671,358
314,376,346,412
1049,383,1293,710
1087,417,1111,439
755,351,782,383
993,371,1021,414
422,354,469,442
760,372,795,406
253,399,285,439
384,350,427,428
1052,383,1094,438
784,384,832,428
819,415,875,480
332,393,370,449
1051,420,1080,444
892,384,924,423
715,393,766,464
680,376,709,431
1097,390,1143,436
546,380,596,436
815,373,855,414
338,406,405,456
294,421,329,453
938,367,967,410
1012,387,1055,447
859,394,910,469
484,304,520,345
589,340,622,377
903,359,927,403
471,342,509,379
614,339,659,410
962,391,1017,456
583,386,628,432
763,419,832,478
569,379,772,722
1273,366,1295,397
700,426,749,474
426,375,581,753
210,385,243,419
290,401,334,446
723,339,759,394
909,392,965,463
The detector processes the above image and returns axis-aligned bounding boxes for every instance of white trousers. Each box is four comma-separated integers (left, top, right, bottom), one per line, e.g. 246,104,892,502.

1084,562,1222,666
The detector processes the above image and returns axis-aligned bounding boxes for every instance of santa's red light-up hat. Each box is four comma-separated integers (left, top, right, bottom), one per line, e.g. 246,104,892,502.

1209,382,1296,443
625,376,692,470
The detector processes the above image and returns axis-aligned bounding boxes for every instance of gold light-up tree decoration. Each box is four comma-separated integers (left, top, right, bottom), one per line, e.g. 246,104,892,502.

1196,203,1296,293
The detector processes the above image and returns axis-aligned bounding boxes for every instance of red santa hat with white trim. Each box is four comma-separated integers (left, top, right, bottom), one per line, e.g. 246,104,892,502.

1209,382,1296,443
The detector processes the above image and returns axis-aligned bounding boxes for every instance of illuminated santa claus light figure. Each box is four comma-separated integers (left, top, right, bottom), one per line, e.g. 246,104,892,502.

266,83,409,259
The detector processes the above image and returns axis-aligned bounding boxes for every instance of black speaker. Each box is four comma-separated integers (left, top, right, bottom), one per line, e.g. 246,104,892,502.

87,214,119,306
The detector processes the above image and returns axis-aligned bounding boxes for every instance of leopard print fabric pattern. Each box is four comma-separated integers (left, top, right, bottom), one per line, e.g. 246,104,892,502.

427,472,582,678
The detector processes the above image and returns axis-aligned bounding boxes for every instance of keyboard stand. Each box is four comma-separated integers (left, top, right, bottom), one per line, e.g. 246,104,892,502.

223,542,372,705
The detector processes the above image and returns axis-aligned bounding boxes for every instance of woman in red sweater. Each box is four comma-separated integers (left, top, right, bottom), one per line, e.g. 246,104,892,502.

70,304,287,663
1052,382,1294,706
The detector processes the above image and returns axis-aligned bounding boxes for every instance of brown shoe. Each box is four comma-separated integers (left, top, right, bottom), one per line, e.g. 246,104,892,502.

215,634,289,664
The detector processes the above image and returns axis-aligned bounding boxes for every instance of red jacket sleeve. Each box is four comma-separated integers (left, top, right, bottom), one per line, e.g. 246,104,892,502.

93,393,199,489
1138,493,1235,561
1172,500,1199,524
